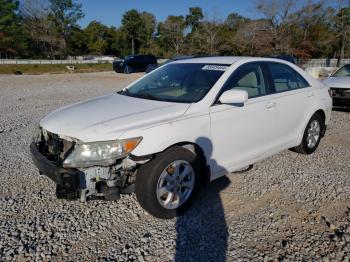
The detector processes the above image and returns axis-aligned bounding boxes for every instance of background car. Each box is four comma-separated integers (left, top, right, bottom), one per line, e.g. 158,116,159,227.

323,64,350,109
113,55,157,74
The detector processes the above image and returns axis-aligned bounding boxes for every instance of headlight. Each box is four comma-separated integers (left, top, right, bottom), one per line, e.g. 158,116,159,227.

63,137,142,168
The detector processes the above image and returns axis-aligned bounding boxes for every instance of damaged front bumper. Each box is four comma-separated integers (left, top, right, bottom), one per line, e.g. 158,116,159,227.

30,141,138,201
332,88,350,109
30,142,82,199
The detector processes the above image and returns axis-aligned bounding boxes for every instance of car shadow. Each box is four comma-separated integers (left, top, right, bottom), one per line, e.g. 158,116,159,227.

175,137,230,262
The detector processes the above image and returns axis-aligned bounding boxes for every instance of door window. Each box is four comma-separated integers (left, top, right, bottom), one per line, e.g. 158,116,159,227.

222,63,268,98
267,62,309,92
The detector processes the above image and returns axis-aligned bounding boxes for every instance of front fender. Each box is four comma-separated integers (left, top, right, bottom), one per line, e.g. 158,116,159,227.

122,113,212,164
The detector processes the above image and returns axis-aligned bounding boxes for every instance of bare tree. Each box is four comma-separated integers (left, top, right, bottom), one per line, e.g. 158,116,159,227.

333,0,350,65
201,19,220,55
20,0,62,58
254,0,296,54
163,16,186,55
235,19,272,56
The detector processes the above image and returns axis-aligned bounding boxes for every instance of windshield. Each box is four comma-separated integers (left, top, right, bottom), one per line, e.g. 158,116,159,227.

119,63,229,103
332,64,350,77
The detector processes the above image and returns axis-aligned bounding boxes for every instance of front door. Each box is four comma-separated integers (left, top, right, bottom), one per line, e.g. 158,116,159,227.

209,62,277,178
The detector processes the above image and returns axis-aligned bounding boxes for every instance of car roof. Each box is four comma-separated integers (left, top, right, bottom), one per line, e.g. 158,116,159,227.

170,56,292,65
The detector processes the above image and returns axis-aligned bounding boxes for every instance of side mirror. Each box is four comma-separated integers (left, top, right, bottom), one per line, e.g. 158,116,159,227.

219,89,248,105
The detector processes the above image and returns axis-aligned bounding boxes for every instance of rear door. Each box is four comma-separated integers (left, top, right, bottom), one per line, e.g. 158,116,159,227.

209,62,279,177
264,62,314,147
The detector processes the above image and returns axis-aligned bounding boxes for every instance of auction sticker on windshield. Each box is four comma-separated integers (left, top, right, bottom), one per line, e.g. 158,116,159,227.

202,65,229,71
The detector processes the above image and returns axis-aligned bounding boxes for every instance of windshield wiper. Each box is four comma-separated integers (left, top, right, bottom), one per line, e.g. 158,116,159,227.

118,88,130,96
118,89,160,101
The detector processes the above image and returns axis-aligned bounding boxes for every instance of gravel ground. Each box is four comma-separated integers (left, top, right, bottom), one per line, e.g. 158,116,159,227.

0,71,349,261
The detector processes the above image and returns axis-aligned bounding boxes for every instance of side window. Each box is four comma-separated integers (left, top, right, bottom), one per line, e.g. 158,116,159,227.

268,63,309,92
224,63,267,98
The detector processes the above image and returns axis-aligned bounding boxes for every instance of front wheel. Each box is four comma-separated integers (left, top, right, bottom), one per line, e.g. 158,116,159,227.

135,146,201,219
293,113,324,154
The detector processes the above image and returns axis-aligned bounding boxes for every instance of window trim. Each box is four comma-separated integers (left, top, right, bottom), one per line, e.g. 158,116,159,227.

213,62,272,105
264,61,310,94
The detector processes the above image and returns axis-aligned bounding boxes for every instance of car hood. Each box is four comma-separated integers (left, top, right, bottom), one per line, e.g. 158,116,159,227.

323,77,350,89
40,93,190,142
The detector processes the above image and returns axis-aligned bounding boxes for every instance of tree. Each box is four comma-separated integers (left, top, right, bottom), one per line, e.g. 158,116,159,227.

226,13,246,30
254,0,296,54
84,21,109,55
185,7,203,32
139,11,156,53
121,9,143,55
49,0,84,57
198,17,221,55
333,4,350,65
162,15,186,55
20,0,58,58
235,19,272,56
0,0,26,58
288,1,335,59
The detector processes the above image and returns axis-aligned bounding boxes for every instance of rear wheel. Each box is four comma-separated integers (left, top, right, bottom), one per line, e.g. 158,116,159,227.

293,113,324,154
135,146,201,219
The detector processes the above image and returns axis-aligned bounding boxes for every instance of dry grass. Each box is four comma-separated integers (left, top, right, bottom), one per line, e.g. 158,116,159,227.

0,63,112,75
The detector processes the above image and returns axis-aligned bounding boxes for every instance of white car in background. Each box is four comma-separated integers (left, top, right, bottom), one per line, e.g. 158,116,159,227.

323,64,350,109
31,57,332,219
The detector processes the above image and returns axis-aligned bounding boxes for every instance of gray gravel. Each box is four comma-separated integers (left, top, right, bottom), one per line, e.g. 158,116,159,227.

0,72,350,261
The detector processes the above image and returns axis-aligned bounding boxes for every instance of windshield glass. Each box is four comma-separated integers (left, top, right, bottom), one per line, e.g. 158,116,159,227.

120,63,229,103
333,64,350,77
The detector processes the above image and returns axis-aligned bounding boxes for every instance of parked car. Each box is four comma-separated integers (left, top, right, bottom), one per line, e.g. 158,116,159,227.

113,55,157,74
31,57,332,219
323,64,350,109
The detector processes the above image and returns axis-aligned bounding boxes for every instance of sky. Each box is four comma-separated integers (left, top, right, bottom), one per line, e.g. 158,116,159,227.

78,0,258,28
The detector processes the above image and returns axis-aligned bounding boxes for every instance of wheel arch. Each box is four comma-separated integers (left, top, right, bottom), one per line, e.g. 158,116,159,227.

314,109,326,124
160,141,212,185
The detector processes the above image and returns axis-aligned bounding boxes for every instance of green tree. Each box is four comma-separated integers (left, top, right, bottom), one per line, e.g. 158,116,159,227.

162,15,186,55
84,21,109,55
0,0,26,58
139,11,156,54
185,7,203,32
226,13,246,29
49,0,84,57
121,9,143,55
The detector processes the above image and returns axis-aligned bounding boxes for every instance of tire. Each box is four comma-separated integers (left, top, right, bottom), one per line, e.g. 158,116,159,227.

135,146,201,219
293,113,324,155
124,65,132,74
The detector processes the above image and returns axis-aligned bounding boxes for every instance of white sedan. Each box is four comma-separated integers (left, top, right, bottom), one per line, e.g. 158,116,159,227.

31,57,332,218
323,64,350,109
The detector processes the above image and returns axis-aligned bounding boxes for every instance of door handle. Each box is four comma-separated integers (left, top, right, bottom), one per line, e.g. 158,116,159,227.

308,92,315,98
265,102,276,109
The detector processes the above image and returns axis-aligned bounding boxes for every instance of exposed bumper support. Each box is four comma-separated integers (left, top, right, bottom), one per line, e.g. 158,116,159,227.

30,142,78,186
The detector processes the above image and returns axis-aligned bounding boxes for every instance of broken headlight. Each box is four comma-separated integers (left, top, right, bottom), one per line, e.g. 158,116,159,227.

63,137,142,168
